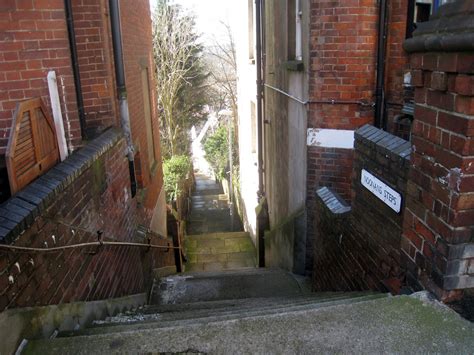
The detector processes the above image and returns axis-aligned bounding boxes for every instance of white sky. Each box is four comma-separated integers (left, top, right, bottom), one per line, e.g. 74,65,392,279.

151,0,236,44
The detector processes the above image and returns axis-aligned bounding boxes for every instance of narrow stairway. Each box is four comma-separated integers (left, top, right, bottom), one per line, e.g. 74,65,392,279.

22,268,474,354
20,170,474,353
185,172,255,272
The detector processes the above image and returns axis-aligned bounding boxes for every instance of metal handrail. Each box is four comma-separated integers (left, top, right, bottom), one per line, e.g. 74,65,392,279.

0,241,181,254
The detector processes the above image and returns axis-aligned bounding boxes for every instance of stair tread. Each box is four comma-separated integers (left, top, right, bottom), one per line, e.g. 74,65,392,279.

24,295,474,355
57,293,387,338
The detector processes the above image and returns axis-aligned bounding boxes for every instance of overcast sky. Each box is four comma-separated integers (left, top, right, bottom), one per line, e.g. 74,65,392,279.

152,0,235,43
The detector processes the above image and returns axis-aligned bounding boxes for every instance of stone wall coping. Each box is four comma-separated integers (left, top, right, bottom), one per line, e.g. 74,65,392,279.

355,124,412,163
404,0,474,53
315,187,351,216
0,128,123,244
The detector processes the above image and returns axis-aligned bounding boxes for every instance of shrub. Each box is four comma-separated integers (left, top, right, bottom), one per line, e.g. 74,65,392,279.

163,155,192,202
203,125,229,180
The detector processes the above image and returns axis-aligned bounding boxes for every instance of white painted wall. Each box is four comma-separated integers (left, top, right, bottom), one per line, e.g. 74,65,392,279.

231,0,258,243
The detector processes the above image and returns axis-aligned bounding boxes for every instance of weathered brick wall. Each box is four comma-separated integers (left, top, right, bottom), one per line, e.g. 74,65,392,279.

308,0,377,131
313,125,411,294
306,146,353,271
0,129,174,311
121,0,163,210
402,1,474,300
385,0,411,136
0,0,81,154
306,0,380,273
72,0,118,136
306,0,415,275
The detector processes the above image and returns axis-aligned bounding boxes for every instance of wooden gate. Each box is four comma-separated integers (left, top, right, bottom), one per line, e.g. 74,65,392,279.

6,98,60,194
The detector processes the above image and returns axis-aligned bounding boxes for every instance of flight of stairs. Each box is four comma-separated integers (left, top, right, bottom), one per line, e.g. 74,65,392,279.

19,173,474,353
187,173,242,234
185,232,256,272
21,268,389,354
20,268,474,354
185,172,255,272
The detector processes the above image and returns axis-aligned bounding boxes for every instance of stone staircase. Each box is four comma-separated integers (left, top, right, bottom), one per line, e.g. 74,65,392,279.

185,232,256,272
21,268,474,354
187,173,242,234
184,171,255,272
18,173,474,353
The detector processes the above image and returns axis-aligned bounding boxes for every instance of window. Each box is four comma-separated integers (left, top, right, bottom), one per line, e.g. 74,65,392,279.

141,67,156,169
248,0,255,62
288,0,302,61
406,0,452,38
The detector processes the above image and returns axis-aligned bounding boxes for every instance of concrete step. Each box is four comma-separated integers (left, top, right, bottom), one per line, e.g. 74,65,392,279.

185,231,256,272
184,258,256,272
97,292,381,326
191,194,228,202
186,231,251,240
191,196,229,210
193,184,224,195
188,208,231,219
58,293,386,338
150,268,304,305
23,294,474,354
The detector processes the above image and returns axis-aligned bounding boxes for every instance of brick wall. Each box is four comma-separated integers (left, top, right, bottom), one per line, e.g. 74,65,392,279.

385,0,411,136
72,0,118,136
402,1,474,300
306,0,415,275
306,0,380,273
0,129,174,311
0,0,81,154
313,125,411,294
308,0,377,131
121,0,163,210
306,146,353,270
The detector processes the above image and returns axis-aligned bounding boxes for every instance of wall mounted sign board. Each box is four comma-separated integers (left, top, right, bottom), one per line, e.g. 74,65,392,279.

361,169,402,213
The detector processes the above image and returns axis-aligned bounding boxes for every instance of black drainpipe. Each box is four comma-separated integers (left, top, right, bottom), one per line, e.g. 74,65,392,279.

255,0,268,268
375,0,389,129
109,0,137,197
64,0,87,139
256,0,264,198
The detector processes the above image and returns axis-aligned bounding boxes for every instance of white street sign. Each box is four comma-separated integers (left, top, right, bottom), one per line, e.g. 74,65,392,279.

361,169,402,213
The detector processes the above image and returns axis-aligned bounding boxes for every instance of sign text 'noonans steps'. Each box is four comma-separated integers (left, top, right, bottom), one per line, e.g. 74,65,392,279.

361,169,402,213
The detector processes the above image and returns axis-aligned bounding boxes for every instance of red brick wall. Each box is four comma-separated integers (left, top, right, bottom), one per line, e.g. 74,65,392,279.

0,133,174,311
307,0,412,194
402,51,474,300
313,126,410,294
402,1,474,300
120,0,164,210
0,0,81,155
385,0,411,136
72,0,118,136
307,0,379,204
308,0,378,131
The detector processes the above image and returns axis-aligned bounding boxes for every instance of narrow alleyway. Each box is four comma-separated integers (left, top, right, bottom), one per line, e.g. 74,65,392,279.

184,172,255,272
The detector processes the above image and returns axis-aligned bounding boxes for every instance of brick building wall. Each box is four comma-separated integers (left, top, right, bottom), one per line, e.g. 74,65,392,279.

402,1,474,300
0,0,82,154
306,0,379,272
306,0,413,273
385,0,412,136
72,0,118,136
313,125,411,294
120,0,163,210
0,0,168,311
0,130,174,311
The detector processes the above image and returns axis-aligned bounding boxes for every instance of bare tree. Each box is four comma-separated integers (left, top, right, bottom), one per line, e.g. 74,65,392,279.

152,0,207,157
206,22,238,130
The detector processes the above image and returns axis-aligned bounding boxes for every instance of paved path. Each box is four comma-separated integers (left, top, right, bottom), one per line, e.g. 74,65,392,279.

186,132,256,272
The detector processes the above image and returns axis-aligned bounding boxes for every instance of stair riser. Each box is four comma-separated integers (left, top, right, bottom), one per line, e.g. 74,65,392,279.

60,295,385,337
